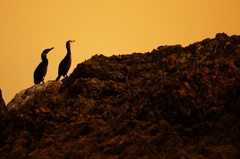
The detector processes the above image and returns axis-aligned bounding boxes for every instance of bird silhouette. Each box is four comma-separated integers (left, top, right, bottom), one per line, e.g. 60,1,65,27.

33,47,54,84
56,40,75,81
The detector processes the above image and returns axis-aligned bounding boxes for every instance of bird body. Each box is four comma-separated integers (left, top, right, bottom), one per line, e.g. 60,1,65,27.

56,40,75,81
34,47,54,84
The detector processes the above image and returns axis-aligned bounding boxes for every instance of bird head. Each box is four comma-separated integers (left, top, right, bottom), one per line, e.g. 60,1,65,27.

66,40,75,45
66,40,75,49
41,47,54,58
44,47,54,53
68,40,75,43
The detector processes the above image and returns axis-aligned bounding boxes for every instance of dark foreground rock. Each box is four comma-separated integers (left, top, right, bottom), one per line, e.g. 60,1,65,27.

0,33,240,158
0,89,7,149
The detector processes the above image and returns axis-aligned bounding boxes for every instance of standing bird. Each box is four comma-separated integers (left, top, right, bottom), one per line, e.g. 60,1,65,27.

33,47,54,84
56,40,75,81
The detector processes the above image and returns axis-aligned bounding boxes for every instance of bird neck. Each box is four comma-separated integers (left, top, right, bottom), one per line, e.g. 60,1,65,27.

66,43,71,55
41,54,48,62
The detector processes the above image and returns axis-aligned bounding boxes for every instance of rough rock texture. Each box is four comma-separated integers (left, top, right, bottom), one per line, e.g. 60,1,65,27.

1,33,240,158
7,81,62,110
0,89,7,150
0,89,5,108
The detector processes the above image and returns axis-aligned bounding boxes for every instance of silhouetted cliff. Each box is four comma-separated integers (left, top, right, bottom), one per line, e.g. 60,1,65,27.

0,33,240,158
0,89,5,108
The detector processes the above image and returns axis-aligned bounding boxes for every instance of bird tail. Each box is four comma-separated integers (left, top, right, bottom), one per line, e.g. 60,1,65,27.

55,75,61,81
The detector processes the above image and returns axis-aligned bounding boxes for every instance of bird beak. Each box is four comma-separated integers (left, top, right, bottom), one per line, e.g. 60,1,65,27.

47,47,54,53
71,40,75,43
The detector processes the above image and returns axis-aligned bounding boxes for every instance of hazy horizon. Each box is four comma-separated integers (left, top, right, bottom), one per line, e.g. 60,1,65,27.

1,0,240,104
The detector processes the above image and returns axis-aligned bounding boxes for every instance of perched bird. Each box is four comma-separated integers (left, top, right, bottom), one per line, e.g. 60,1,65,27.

33,47,54,84
56,40,75,81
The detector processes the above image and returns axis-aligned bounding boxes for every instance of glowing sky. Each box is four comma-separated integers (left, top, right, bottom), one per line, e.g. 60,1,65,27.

1,0,240,104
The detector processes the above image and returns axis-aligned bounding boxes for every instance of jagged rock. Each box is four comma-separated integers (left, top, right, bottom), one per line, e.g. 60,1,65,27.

0,33,240,158
0,89,7,149
0,89,6,115
7,80,62,110
0,89,6,108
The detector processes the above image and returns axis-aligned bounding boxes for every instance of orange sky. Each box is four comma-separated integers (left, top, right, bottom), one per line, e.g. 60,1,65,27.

1,0,240,104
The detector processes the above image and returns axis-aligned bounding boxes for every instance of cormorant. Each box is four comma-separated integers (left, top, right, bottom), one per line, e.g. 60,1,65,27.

55,40,75,81
33,47,54,84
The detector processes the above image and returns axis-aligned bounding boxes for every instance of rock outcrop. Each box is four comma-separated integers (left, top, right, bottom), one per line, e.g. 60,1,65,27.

0,89,5,108
0,33,240,158
7,81,62,110
0,89,6,150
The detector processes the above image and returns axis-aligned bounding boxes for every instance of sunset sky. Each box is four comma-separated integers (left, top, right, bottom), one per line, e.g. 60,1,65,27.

1,0,240,104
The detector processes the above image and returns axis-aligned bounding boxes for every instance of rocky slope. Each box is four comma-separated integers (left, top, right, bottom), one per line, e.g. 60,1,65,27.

0,33,240,158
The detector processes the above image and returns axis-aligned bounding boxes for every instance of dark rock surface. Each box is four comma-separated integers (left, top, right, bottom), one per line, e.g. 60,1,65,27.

0,89,7,150
1,33,240,158
0,89,5,108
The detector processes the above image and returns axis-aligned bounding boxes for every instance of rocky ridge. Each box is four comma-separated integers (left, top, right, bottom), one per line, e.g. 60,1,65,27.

0,33,240,158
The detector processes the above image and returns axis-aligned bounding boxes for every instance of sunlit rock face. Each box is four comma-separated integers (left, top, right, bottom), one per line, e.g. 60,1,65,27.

0,33,240,158
7,81,62,110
